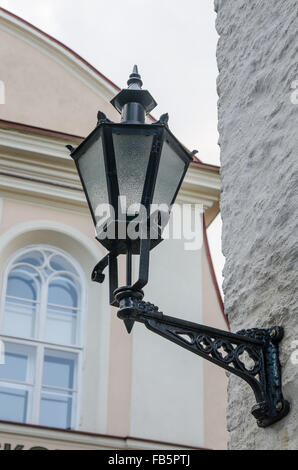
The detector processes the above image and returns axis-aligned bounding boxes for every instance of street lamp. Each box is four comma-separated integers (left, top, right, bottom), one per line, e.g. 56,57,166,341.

67,66,289,428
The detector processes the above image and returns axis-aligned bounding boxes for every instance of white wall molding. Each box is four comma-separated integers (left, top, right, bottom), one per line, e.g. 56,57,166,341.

0,219,101,259
0,127,77,160
0,126,221,215
0,421,195,450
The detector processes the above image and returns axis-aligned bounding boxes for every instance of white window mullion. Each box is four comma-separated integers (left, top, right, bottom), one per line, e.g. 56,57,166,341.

0,334,82,353
32,343,44,425
76,351,83,429
26,345,35,424
0,272,8,332
32,259,48,425
0,342,35,424
39,269,48,342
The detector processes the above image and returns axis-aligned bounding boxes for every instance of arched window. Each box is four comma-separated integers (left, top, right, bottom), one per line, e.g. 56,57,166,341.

0,246,86,429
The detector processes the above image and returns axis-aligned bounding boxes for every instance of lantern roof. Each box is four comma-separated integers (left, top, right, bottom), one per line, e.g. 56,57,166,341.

110,66,157,116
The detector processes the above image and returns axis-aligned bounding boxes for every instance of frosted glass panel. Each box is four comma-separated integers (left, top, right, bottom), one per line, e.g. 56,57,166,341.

113,133,153,213
40,390,72,429
77,136,109,224
0,387,28,423
153,141,186,207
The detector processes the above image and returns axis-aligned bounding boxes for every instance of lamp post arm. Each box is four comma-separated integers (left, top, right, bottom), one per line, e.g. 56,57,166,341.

117,297,290,428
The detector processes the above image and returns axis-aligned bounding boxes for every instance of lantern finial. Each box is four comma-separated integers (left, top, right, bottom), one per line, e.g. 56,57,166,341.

127,65,143,89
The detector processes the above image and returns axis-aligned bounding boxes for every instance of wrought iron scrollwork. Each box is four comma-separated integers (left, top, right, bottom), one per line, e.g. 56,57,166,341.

116,297,290,428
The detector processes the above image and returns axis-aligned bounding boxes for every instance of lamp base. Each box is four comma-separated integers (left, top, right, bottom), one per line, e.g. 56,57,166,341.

114,286,144,333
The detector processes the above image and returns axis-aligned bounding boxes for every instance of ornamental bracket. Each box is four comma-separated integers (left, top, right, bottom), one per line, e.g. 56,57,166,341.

116,295,290,428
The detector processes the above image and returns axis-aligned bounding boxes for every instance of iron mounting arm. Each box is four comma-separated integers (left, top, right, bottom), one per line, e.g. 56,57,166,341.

116,296,290,428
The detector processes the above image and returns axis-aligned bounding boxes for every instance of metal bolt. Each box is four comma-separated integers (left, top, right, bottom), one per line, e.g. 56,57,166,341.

270,329,277,338
276,402,283,411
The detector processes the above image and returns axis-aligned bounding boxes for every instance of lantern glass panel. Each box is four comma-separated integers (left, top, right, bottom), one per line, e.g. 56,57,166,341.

77,135,109,226
152,140,186,208
112,132,153,214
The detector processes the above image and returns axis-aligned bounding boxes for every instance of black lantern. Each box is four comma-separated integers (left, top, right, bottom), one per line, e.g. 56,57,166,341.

67,67,289,429
70,66,192,245
69,66,193,313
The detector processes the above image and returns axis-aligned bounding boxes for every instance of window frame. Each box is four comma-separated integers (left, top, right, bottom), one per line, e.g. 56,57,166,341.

0,245,87,430
3,263,42,339
0,342,35,424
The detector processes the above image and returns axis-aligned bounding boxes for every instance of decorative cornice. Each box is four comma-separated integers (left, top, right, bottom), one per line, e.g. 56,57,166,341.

0,119,84,144
0,125,221,219
0,421,203,450
0,126,74,160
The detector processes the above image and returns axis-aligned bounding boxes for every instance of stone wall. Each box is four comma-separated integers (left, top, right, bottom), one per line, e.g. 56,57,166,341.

215,0,298,449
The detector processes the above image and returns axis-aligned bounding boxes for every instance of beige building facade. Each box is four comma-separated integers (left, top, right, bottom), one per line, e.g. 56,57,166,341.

0,7,227,450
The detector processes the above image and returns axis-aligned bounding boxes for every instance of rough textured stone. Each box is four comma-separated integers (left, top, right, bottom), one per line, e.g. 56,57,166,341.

215,0,298,450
